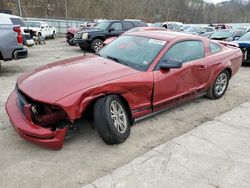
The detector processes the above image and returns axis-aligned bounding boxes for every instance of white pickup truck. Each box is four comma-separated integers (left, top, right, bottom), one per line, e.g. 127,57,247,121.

26,21,56,39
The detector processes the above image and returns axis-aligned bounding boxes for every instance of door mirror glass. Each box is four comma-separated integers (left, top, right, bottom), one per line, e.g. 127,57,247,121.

160,59,183,69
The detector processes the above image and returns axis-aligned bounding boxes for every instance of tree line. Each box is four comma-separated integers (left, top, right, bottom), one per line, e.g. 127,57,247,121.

1,0,250,23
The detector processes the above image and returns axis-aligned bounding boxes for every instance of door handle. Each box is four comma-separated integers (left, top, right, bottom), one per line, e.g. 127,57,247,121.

198,65,208,70
192,65,208,70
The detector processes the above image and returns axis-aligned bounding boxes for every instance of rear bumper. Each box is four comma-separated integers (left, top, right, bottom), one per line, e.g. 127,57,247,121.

5,90,68,150
13,47,28,60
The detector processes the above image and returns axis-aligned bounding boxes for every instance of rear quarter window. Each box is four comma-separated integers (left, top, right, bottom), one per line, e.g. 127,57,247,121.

210,42,221,54
123,22,134,30
10,18,25,27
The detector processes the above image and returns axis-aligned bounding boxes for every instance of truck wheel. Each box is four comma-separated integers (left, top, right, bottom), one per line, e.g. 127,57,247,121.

91,39,104,53
52,31,56,39
94,95,131,145
207,70,229,99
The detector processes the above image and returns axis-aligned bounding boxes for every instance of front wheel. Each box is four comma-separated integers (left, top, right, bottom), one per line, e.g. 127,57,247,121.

51,31,56,39
94,95,131,145
91,39,104,53
207,70,230,99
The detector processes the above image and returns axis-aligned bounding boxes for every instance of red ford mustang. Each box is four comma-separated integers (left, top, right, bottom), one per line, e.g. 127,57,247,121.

6,31,242,149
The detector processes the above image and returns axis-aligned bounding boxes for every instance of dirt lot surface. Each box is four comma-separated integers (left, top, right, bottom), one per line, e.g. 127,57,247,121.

0,38,250,188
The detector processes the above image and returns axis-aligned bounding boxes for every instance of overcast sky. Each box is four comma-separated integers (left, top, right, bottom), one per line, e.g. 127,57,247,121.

205,0,228,3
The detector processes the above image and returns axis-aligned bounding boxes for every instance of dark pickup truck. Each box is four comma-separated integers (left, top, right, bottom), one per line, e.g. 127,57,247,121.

74,20,147,52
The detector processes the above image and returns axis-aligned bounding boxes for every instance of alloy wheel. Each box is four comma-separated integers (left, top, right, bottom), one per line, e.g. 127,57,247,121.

110,100,128,134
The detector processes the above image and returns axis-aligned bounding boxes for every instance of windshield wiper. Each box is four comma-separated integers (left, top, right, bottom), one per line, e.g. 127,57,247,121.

106,56,129,66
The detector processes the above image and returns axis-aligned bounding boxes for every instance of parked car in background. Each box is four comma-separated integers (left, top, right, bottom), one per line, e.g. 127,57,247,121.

210,29,246,41
74,20,147,52
103,27,167,45
26,21,56,38
161,22,181,31
151,22,181,31
66,25,86,45
0,13,28,61
6,31,242,149
236,27,250,33
213,23,232,29
183,25,216,36
180,24,191,31
234,32,250,64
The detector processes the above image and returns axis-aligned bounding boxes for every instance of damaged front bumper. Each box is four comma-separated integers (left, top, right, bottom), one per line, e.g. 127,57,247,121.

5,90,68,150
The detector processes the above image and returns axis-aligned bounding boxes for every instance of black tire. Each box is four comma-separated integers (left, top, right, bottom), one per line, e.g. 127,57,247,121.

94,95,131,145
91,39,104,53
207,70,230,99
51,31,56,39
67,39,75,46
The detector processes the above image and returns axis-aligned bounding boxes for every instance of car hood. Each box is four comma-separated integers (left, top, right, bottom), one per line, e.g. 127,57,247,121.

17,55,138,103
235,41,250,47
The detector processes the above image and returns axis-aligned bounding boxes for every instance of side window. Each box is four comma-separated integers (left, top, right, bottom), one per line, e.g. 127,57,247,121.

200,28,206,33
110,22,122,32
210,42,221,54
168,24,174,29
10,18,25,27
162,40,205,63
123,22,134,31
206,28,214,32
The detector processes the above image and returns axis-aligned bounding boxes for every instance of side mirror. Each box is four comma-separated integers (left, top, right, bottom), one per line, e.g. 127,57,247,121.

109,28,115,32
159,59,183,70
199,31,205,34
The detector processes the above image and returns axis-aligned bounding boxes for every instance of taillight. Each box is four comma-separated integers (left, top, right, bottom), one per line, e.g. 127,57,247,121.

13,26,23,45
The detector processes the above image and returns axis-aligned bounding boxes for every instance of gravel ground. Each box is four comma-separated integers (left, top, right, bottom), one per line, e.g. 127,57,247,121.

0,38,250,188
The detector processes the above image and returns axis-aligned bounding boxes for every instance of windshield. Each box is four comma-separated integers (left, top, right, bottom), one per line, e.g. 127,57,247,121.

27,22,41,28
185,26,201,33
95,21,110,30
99,35,166,71
211,30,234,38
239,32,250,41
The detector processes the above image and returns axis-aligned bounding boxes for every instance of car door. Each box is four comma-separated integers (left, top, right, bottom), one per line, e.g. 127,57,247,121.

153,40,208,112
107,22,124,37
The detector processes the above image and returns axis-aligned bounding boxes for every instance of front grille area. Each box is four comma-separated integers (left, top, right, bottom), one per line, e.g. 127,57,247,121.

16,88,68,129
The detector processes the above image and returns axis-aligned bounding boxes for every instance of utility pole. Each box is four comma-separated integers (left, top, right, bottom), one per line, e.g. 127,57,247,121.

17,0,22,17
65,0,68,27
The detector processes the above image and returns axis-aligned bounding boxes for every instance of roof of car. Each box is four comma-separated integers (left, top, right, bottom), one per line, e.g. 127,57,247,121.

125,30,205,42
0,13,23,25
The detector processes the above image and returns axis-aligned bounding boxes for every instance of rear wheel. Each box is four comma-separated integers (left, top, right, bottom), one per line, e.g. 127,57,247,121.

91,39,104,53
94,95,131,145
51,31,56,39
207,70,229,99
